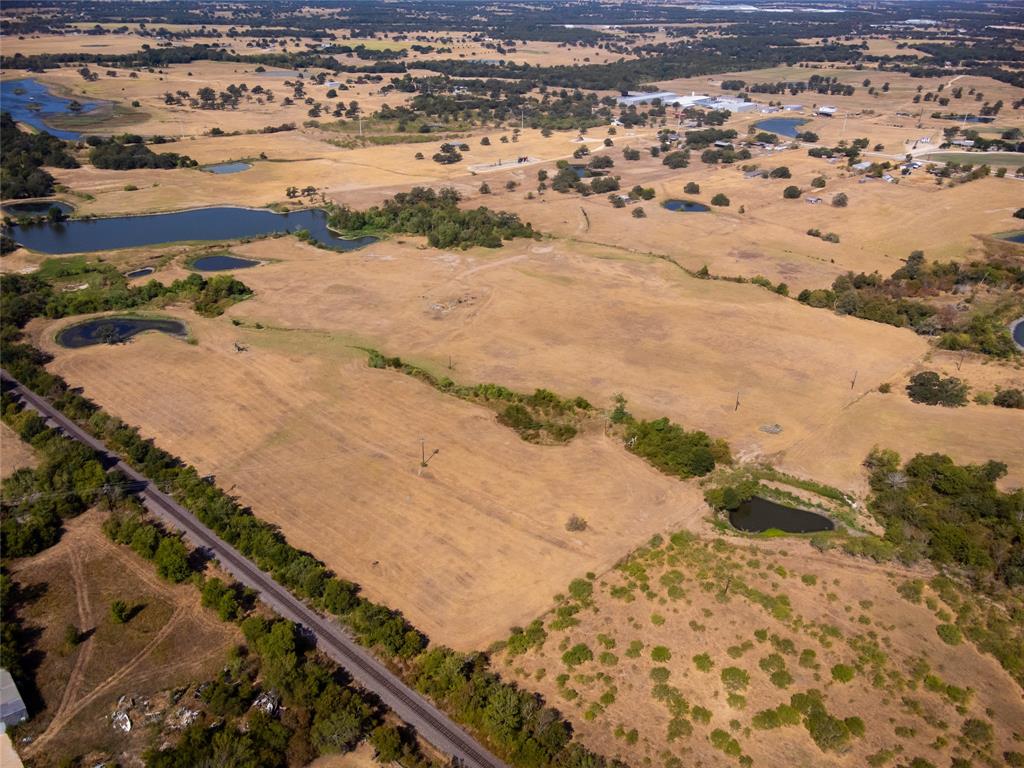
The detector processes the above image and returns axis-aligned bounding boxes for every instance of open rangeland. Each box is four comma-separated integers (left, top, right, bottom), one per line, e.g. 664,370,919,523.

27,227,1024,649
34,311,705,650
496,532,1024,768
7,510,240,768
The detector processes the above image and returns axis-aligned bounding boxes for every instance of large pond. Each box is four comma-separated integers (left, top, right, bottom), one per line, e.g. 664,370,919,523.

1002,231,1024,244
0,78,100,140
56,317,187,348
663,199,710,212
2,200,75,217
753,117,809,138
728,496,835,534
204,162,252,174
192,254,260,271
10,206,379,255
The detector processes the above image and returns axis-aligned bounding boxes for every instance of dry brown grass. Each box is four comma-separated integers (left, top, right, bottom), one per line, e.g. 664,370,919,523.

1,422,38,479
34,312,702,650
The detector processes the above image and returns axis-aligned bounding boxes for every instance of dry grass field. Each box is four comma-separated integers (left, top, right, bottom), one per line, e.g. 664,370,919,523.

8,510,240,767
1,422,38,479
34,311,704,649
26,226,1023,647
497,533,1024,768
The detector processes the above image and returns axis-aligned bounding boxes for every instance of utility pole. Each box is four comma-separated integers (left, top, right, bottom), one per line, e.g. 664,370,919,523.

419,438,440,473
734,391,740,411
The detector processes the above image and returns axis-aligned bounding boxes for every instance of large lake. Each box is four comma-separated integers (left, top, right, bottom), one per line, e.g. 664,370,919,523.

1,78,100,140
11,206,379,254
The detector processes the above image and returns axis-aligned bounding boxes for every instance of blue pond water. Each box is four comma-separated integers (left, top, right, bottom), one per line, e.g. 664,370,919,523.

753,117,809,138
729,496,835,534
1003,231,1024,244
10,207,379,255
0,78,99,140
663,199,710,212
56,317,187,348
204,162,252,174
1013,319,1024,349
124,267,155,279
570,164,588,179
3,200,74,217
193,254,260,271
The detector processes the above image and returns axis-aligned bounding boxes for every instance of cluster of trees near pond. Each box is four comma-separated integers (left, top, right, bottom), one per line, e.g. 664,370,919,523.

796,250,1023,358
0,112,78,199
864,448,1024,590
2,267,250,324
0,262,625,768
327,186,538,248
86,134,197,170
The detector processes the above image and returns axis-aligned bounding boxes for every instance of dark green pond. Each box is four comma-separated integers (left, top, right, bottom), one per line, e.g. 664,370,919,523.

192,254,260,271
729,496,835,533
56,317,187,348
3,200,74,217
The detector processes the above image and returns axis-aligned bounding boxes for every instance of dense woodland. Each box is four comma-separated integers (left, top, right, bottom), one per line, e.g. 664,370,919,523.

0,112,78,199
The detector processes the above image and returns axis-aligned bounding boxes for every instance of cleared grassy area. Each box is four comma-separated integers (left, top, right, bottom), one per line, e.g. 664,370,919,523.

922,151,1024,167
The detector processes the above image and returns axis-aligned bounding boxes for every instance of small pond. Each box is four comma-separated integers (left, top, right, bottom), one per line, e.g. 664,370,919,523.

728,496,835,534
663,199,710,212
0,78,100,140
124,267,155,279
940,114,994,124
3,200,75,217
753,117,809,138
570,164,588,179
1001,231,1024,244
192,254,260,271
203,162,253,174
56,317,187,348
1012,318,1024,350
10,206,379,255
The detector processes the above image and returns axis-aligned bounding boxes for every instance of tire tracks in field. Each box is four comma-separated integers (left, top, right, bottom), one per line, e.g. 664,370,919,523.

25,608,188,757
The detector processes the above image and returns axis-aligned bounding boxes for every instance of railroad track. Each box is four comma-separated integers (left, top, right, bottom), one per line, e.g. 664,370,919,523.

1,370,509,768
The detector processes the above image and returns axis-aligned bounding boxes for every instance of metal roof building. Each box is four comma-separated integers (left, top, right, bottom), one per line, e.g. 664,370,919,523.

617,91,715,108
0,669,27,730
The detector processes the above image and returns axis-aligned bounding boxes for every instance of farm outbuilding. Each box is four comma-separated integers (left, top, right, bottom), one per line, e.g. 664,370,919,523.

0,669,27,729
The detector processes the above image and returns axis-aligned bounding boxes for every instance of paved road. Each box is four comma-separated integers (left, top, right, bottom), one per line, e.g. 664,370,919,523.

1,370,509,768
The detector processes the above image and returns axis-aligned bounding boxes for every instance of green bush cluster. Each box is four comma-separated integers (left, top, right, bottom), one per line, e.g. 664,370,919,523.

328,186,538,249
